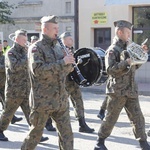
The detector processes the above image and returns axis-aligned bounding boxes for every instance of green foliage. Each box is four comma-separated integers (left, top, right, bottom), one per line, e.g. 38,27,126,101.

0,1,16,25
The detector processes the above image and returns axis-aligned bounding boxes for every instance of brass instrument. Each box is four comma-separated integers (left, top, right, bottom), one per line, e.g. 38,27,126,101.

57,36,87,85
9,32,31,49
121,39,148,66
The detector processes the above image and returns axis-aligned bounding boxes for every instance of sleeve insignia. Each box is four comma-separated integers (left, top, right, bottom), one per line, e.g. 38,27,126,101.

32,47,38,53
8,52,13,55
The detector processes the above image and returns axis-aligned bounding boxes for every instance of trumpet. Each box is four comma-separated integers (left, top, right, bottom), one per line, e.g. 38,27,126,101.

57,36,87,85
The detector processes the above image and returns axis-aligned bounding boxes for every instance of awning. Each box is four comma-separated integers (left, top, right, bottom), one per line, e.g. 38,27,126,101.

105,0,150,5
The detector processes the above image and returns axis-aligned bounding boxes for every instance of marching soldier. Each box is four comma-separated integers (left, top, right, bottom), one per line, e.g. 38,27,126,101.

0,29,48,142
30,35,56,132
94,20,150,150
0,42,23,124
60,32,94,133
21,15,74,150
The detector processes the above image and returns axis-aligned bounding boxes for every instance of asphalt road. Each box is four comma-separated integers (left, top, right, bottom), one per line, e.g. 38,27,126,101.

0,91,150,150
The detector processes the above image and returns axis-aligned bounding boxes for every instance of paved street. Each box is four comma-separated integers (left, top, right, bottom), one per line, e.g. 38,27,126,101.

0,87,150,150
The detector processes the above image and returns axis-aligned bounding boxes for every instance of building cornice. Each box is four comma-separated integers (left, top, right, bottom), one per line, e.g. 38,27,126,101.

12,16,75,23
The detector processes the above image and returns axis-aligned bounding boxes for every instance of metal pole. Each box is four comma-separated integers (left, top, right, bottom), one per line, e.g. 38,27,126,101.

74,0,79,50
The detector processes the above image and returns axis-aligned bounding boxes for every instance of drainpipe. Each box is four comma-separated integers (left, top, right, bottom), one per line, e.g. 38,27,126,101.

74,0,79,49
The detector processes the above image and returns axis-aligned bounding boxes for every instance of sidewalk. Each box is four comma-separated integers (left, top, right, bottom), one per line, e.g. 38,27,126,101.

0,91,150,150
81,82,150,96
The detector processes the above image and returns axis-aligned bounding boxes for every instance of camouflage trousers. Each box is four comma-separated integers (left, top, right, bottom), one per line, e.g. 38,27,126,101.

0,97,30,131
98,94,147,141
21,106,73,150
66,80,84,119
100,96,108,110
0,90,4,109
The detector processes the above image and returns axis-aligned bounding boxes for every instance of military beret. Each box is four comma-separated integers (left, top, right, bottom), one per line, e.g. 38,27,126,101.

15,29,27,36
114,20,133,30
141,38,149,46
31,36,38,41
40,15,58,24
59,32,71,39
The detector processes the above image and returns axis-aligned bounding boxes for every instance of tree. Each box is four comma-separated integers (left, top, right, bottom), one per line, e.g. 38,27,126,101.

0,1,16,25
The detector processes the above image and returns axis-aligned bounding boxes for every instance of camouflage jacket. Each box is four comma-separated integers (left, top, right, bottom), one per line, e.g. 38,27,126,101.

28,34,73,111
105,36,140,98
5,43,28,99
0,52,5,90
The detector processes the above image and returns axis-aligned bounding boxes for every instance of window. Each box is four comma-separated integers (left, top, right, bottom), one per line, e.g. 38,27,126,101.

133,7,150,45
133,6,150,61
94,28,111,50
65,2,71,14
27,33,40,43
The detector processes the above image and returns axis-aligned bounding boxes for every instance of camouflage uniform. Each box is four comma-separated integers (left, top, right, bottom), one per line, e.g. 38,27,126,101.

60,31,94,133
65,47,84,118
0,52,5,108
100,96,108,111
0,42,31,131
98,36,147,141
21,34,73,150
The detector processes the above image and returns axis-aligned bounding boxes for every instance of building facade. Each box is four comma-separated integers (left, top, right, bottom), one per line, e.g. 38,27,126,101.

0,0,150,83
78,0,150,83
0,0,75,44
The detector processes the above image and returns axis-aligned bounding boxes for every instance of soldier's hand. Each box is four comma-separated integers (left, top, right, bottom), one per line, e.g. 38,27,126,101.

126,58,132,65
67,49,73,55
63,54,75,65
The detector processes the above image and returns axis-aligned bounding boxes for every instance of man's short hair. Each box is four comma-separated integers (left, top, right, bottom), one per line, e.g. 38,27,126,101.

3,40,7,42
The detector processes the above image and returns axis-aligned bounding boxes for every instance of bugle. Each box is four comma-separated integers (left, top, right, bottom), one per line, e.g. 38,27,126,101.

57,36,87,85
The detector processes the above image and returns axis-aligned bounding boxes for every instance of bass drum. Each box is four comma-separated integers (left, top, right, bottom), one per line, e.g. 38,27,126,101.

70,47,108,87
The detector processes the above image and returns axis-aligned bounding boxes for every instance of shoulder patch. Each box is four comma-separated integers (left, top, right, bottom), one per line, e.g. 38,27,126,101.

8,52,13,55
108,51,113,56
31,47,38,53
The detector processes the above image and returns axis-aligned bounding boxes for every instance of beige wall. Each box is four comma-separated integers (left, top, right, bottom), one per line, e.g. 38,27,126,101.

135,62,150,83
79,0,130,48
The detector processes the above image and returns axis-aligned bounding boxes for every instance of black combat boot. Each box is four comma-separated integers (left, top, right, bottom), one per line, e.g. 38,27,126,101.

40,136,49,143
139,140,150,150
11,115,23,124
97,109,105,120
78,117,94,133
0,131,8,141
94,138,108,150
45,118,56,131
